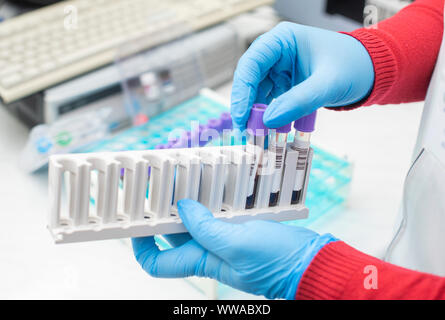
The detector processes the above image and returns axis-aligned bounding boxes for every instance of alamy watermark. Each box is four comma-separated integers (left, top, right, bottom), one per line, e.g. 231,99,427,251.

363,265,378,290
64,5,78,31
166,121,282,175
364,5,379,29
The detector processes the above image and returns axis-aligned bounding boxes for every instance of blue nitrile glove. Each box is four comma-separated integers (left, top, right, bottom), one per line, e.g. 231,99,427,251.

132,199,338,300
231,22,374,130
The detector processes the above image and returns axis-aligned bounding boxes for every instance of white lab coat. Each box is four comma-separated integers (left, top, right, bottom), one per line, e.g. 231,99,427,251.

384,13,445,276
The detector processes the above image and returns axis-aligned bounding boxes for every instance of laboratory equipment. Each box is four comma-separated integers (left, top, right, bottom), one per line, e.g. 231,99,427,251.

291,112,317,205
269,122,292,207
20,107,111,173
274,0,363,31
47,143,313,244
0,0,273,104
138,71,162,119
5,6,280,128
116,36,206,127
84,89,229,153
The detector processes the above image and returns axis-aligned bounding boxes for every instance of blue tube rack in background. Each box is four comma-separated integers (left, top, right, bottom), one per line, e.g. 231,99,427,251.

83,94,229,152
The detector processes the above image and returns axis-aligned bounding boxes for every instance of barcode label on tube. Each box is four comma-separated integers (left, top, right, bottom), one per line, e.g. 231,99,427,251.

297,149,308,170
292,147,308,170
274,146,284,169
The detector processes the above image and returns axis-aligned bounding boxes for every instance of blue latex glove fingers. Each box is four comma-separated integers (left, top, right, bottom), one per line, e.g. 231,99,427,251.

162,233,192,247
177,199,242,259
231,22,374,129
231,29,287,130
176,199,338,299
263,73,326,128
255,77,274,105
133,199,338,299
132,236,233,280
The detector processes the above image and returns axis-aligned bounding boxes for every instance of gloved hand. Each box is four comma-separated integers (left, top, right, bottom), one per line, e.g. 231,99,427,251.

231,22,374,130
132,199,337,300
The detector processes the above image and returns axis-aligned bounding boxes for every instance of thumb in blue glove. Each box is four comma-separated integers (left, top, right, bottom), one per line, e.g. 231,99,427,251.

132,199,337,299
231,22,374,130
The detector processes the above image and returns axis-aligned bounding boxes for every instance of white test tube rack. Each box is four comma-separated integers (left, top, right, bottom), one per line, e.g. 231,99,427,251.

48,145,313,244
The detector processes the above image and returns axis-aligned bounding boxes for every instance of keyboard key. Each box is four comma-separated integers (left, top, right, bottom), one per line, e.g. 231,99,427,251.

0,64,22,77
23,68,40,79
1,74,22,88
0,0,272,102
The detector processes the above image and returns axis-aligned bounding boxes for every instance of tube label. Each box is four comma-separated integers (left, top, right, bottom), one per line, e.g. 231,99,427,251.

270,143,286,192
291,140,310,191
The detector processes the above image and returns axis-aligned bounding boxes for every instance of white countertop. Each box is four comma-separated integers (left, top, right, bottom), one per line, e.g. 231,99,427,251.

0,81,424,299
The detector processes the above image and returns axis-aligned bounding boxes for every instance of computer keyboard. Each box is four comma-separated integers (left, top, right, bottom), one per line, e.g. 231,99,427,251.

0,0,273,103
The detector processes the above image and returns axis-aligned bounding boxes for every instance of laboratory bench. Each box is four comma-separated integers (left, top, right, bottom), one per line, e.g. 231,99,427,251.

0,81,424,299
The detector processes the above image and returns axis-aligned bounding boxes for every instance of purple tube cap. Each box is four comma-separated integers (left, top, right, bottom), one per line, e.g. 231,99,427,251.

276,122,292,134
171,132,190,148
294,111,317,133
198,125,211,147
220,112,233,130
207,118,223,131
247,104,268,136
167,138,178,148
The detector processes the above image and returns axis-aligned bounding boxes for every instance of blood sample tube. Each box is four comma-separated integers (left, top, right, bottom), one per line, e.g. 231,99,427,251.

268,122,292,207
245,104,269,209
291,111,317,204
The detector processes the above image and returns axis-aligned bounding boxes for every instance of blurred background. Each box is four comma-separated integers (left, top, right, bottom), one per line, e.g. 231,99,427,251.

0,0,421,299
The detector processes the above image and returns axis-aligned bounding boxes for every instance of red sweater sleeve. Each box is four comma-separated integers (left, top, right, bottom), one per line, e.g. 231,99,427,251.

296,0,445,300
336,0,444,110
296,242,445,299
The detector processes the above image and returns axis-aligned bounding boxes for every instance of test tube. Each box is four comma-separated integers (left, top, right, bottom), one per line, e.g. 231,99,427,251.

268,122,292,207
245,104,269,209
290,112,317,204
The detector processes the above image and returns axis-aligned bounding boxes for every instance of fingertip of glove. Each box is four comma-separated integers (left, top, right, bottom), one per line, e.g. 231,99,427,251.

177,199,195,211
229,110,247,131
177,199,207,222
177,199,215,229
263,105,286,129
263,98,287,125
262,115,279,129
231,123,246,133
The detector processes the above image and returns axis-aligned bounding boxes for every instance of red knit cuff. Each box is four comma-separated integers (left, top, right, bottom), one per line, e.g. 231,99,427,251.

295,241,382,300
327,28,398,111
